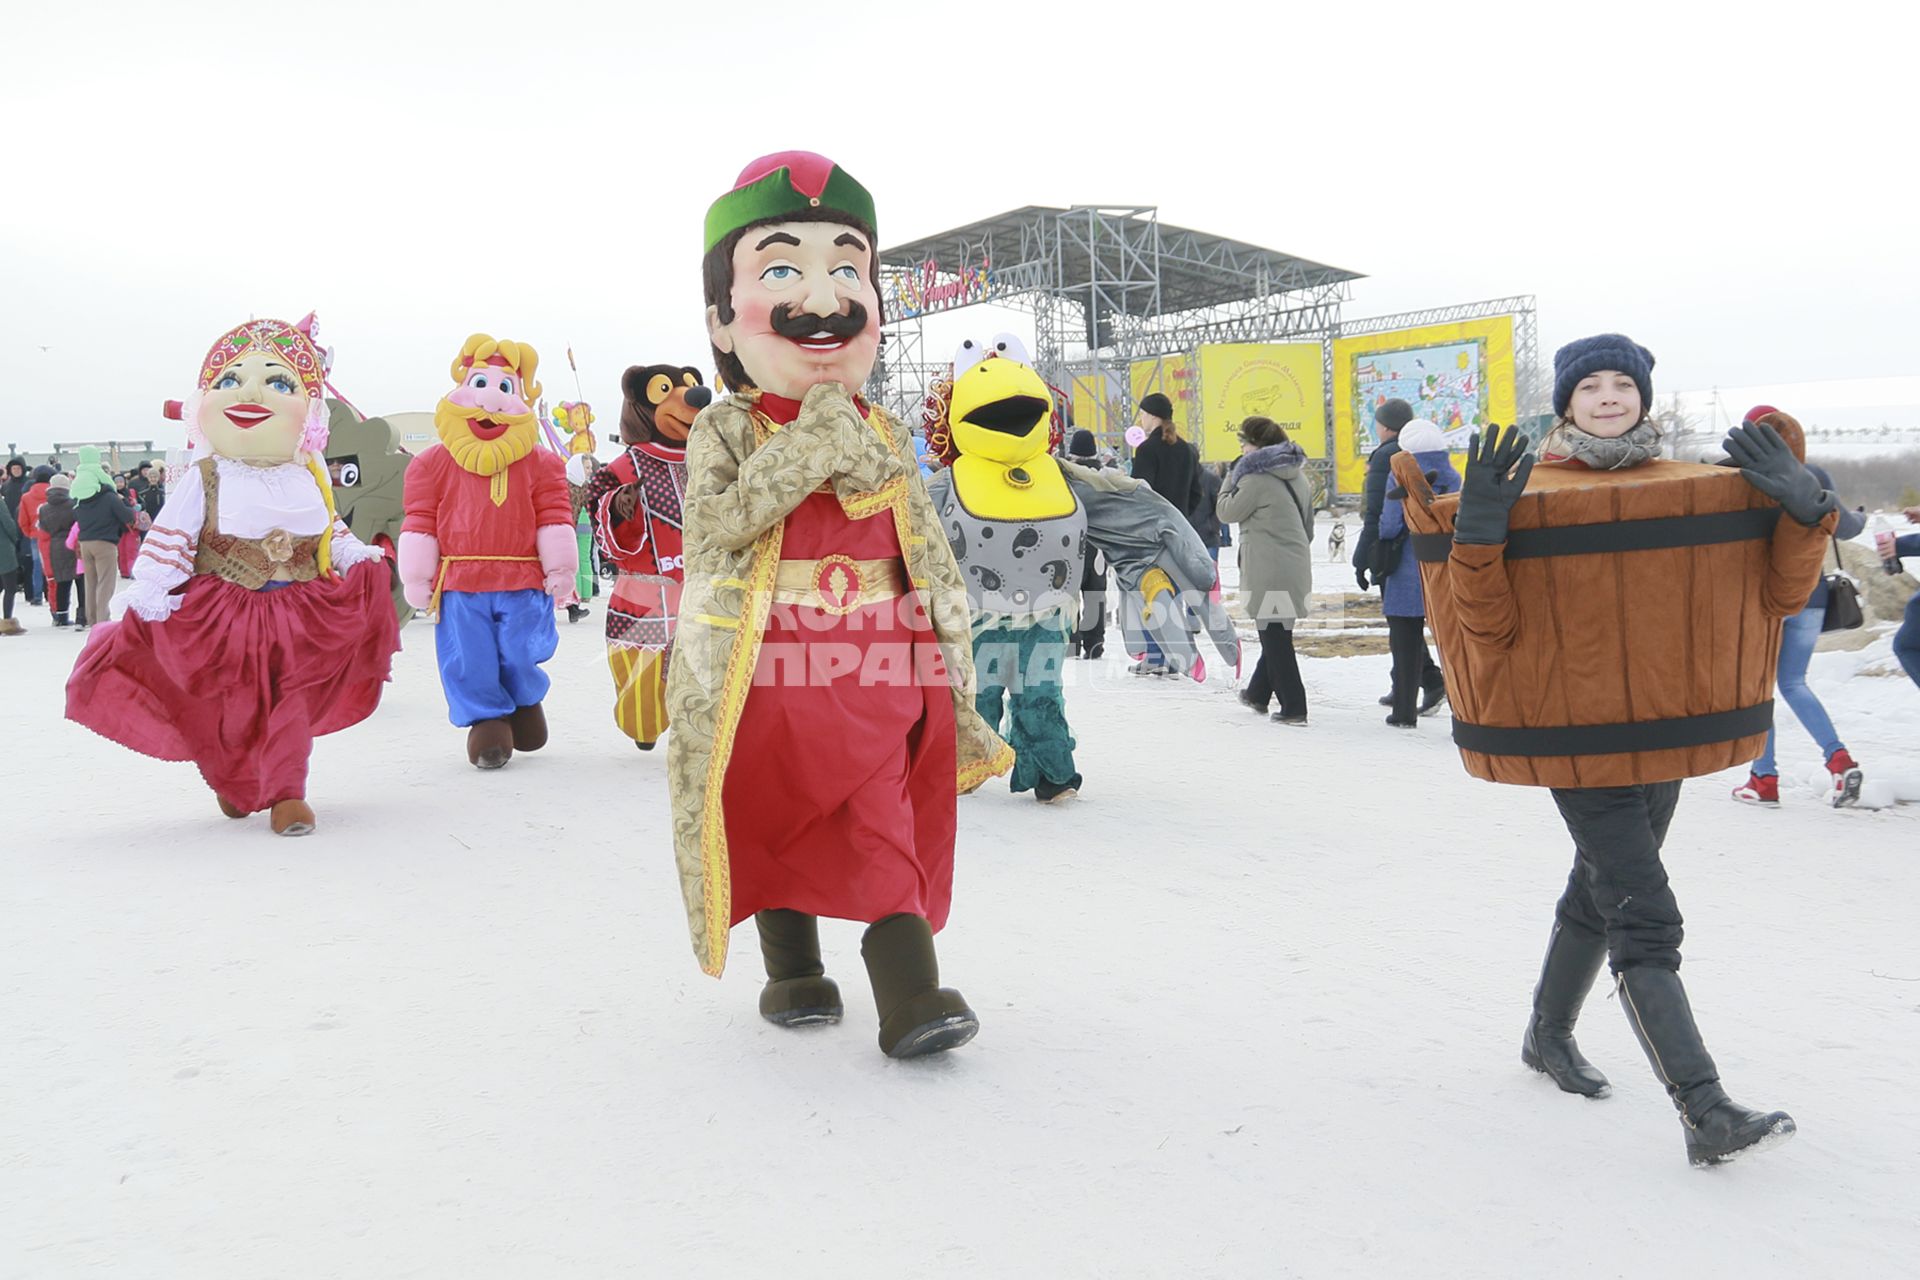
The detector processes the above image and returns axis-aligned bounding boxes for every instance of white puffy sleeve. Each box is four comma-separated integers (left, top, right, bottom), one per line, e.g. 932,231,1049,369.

116,478,205,621
327,514,387,571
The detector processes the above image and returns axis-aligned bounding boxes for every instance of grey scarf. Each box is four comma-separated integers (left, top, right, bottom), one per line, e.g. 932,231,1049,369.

1536,419,1663,471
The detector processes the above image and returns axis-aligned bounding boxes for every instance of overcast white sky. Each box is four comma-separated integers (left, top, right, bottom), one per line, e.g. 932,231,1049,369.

2,0,1913,455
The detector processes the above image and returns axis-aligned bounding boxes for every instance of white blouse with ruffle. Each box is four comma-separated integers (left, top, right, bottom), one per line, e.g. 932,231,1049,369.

117,457,385,621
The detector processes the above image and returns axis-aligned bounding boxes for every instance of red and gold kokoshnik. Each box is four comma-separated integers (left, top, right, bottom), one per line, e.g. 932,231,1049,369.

198,315,327,400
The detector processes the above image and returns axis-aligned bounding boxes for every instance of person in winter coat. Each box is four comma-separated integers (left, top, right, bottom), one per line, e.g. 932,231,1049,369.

1429,333,1833,1166
1217,416,1316,725
71,447,137,632
1878,509,1920,692
0,494,24,634
1376,419,1457,726
3,457,37,609
1128,395,1206,674
2,457,28,520
1066,428,1110,658
17,464,53,605
1129,393,1203,522
1351,398,1413,591
36,473,79,626
1730,414,1869,808
1195,463,1224,561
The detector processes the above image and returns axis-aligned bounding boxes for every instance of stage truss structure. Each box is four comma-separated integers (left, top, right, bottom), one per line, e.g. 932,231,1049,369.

871,206,1361,469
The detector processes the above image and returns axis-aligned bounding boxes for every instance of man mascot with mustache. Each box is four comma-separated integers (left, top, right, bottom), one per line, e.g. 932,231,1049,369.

666,152,1013,1059
583,363,711,751
401,334,578,769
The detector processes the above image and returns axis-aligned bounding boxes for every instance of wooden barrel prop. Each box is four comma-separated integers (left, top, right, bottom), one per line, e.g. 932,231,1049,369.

1391,450,1793,788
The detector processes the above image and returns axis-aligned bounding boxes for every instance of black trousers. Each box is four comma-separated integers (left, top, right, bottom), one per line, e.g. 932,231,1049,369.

1386,615,1442,720
1549,781,1685,973
1,567,18,619
1244,621,1307,718
51,578,72,618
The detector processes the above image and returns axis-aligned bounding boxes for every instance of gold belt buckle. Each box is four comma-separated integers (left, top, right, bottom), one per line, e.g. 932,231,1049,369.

811,554,866,616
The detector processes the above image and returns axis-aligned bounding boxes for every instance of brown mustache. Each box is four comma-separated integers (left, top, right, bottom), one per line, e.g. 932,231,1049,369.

770,302,869,340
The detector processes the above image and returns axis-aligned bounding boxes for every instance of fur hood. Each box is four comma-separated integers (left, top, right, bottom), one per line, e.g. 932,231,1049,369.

1232,442,1307,478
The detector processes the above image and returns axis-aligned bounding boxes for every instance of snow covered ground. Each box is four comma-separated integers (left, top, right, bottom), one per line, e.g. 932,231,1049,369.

5,552,1919,1279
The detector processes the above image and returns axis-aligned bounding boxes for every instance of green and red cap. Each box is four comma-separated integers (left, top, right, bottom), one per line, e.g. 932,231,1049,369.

703,151,876,254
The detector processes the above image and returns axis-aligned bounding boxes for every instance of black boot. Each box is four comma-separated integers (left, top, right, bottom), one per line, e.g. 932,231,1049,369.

1520,922,1611,1097
1616,966,1796,1166
861,913,978,1059
755,909,842,1027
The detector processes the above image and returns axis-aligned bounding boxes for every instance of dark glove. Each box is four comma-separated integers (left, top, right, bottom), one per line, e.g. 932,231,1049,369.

1355,566,1370,591
1722,420,1836,527
1452,426,1534,546
1386,471,1438,502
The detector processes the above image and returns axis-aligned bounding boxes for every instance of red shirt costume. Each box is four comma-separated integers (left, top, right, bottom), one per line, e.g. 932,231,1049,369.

719,392,959,930
401,447,571,594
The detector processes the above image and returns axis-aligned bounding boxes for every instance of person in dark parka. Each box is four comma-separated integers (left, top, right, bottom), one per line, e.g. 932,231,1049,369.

1128,393,1204,673
1066,429,1109,657
36,474,79,626
1351,398,1412,589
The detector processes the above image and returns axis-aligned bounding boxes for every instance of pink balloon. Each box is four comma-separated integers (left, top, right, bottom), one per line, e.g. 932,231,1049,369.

1124,425,1148,447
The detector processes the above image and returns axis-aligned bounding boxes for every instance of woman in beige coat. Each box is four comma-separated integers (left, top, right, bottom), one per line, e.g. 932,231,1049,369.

1216,416,1316,724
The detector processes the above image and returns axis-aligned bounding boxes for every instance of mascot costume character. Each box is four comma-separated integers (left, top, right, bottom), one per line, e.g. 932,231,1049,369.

665,151,1013,1059
922,333,1237,803
583,364,710,750
1393,333,1837,1167
400,334,577,770
66,314,399,836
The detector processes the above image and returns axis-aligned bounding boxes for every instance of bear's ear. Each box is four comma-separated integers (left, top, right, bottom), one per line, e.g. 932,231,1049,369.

621,365,651,405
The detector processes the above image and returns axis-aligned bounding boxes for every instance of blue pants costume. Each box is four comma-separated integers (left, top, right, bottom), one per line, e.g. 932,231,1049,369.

973,619,1077,793
435,589,558,726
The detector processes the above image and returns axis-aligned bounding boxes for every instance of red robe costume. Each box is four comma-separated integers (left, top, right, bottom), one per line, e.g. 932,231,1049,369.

585,441,685,744
718,392,959,930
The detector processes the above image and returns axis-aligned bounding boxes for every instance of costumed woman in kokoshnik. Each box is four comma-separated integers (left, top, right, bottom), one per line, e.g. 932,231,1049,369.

583,363,712,750
666,152,1013,1059
1397,333,1838,1166
399,335,578,771
66,315,399,836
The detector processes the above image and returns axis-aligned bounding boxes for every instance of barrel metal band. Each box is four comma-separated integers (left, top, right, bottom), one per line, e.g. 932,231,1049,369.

1413,507,1781,563
1451,701,1775,757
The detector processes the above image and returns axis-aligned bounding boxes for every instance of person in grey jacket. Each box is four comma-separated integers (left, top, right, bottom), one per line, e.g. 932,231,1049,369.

1216,416,1315,725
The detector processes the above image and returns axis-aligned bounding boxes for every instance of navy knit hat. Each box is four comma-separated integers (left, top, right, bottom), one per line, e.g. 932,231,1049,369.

1553,333,1655,418
1373,399,1414,432
1138,392,1174,421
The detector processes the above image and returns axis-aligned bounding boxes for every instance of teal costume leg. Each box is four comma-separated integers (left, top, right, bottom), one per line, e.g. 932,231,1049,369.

973,619,1077,793
972,624,1012,736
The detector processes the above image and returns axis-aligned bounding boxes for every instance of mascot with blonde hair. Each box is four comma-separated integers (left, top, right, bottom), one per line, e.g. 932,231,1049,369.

66,314,400,836
401,333,578,769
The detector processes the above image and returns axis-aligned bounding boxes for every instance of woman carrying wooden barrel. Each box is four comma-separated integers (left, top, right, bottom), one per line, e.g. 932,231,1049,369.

1397,333,1839,1166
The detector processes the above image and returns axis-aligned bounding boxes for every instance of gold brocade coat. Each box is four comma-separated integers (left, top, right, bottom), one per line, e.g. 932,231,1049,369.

664,386,1014,976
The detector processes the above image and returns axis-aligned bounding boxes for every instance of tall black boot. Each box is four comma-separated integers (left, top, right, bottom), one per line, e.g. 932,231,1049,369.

860,913,978,1059
755,909,842,1027
1521,921,1611,1097
1616,967,1796,1166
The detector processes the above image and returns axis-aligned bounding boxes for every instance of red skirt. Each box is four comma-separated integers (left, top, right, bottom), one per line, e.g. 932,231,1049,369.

722,493,958,930
66,560,400,812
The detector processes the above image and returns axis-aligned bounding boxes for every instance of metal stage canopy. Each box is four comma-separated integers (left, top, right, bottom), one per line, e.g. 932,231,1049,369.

868,205,1362,430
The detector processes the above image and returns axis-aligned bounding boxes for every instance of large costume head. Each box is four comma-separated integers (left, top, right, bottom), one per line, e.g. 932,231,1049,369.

187,314,331,464
552,401,597,456
619,364,711,446
435,333,543,477
702,151,882,399
921,333,1065,467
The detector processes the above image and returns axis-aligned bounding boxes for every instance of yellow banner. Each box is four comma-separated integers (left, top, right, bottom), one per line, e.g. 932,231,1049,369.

1331,316,1515,496
1195,343,1325,464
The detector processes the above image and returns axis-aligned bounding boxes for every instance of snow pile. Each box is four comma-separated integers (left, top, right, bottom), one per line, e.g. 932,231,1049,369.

3,574,1918,1277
